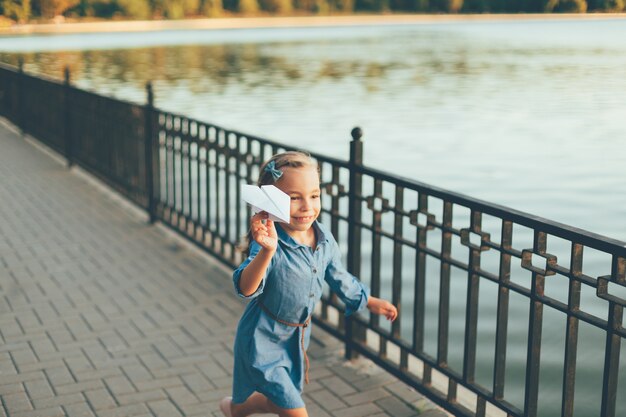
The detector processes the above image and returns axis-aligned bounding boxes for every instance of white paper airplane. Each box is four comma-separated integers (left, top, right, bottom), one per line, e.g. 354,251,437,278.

241,184,291,223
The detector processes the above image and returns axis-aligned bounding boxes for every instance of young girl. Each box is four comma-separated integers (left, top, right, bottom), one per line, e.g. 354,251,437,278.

221,151,398,417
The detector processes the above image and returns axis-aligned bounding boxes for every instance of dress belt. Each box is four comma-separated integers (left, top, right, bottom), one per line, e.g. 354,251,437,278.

257,300,312,384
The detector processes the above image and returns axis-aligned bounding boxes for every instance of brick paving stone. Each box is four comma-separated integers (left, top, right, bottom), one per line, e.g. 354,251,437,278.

308,390,347,412
343,388,390,406
45,366,75,388
8,406,65,417
332,403,384,417
418,409,451,417
134,376,184,392
103,375,136,397
146,399,184,417
54,380,104,396
31,393,85,409
63,402,96,417
23,377,55,400
384,380,425,404
83,389,117,411
2,392,32,413
96,403,151,417
115,389,167,406
375,395,419,417
166,385,201,407
0,121,449,417
318,375,357,396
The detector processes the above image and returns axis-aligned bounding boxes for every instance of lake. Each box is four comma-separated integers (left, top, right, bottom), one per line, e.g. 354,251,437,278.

1,17,625,417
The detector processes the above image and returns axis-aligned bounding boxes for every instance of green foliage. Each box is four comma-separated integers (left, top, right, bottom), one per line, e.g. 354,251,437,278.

462,0,489,10
591,0,625,9
116,0,151,18
333,0,354,11
150,0,199,18
355,0,388,11
201,0,223,16
33,0,80,17
72,0,119,18
428,0,463,10
2,0,31,22
447,0,463,11
6,0,621,21
259,0,292,13
237,0,259,13
545,0,587,11
162,0,200,18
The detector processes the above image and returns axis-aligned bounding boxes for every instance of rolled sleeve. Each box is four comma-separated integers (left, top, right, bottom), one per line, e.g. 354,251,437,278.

324,240,370,316
233,241,273,299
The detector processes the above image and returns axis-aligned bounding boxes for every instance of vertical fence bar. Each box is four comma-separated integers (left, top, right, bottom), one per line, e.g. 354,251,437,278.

179,127,185,225
225,133,232,257
599,256,625,417
493,220,513,399
187,122,193,226
165,121,172,221
438,201,453,367
463,210,482,383
561,243,582,417
196,129,202,238
414,193,428,354
205,130,213,246
215,131,222,249
524,231,547,417
63,66,73,167
370,179,383,329
17,57,24,135
144,82,156,223
392,186,403,339
172,126,178,224
234,135,244,263
330,165,340,238
346,126,363,360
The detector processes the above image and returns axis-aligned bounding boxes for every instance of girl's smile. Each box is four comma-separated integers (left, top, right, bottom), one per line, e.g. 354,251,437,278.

275,166,321,241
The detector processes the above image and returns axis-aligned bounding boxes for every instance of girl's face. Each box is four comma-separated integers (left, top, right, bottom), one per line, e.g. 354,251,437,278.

276,166,321,234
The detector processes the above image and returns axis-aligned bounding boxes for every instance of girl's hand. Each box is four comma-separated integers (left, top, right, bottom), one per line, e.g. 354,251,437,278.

251,212,278,252
367,296,398,322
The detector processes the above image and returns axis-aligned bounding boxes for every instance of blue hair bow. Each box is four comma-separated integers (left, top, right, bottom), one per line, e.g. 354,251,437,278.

264,160,283,181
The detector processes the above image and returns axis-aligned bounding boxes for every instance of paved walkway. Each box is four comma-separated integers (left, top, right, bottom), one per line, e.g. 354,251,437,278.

0,119,447,417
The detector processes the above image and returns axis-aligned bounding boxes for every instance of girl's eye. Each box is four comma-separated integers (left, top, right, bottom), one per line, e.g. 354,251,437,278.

290,196,300,200
312,195,320,199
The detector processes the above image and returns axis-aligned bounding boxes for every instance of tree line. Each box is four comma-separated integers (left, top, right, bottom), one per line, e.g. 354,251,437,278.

2,0,624,23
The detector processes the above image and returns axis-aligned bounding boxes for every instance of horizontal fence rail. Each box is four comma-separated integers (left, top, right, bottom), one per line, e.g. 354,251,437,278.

1,62,624,417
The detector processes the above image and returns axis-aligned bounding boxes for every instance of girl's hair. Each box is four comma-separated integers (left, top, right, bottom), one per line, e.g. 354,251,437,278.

240,151,319,256
256,151,319,186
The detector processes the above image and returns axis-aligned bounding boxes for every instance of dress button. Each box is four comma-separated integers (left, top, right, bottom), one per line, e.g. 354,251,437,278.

312,268,317,273
309,293,315,298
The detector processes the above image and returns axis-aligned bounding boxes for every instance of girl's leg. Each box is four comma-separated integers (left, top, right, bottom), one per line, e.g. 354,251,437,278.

230,392,308,417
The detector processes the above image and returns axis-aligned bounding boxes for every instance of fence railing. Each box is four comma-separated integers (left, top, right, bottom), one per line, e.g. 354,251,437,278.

1,62,624,417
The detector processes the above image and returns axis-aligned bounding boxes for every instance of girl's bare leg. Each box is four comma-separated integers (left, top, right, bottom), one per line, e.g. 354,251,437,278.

231,392,308,417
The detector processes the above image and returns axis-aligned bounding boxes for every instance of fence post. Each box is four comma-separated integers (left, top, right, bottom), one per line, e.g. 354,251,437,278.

145,82,157,224
64,66,73,167
17,57,24,136
346,126,364,360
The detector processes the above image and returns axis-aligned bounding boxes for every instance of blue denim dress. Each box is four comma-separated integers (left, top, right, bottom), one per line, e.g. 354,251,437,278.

231,221,370,409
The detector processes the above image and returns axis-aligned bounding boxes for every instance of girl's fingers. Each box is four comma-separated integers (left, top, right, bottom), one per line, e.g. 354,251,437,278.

250,212,269,226
266,219,277,236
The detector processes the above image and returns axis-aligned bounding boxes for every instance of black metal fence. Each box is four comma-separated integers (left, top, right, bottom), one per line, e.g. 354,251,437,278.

1,62,624,417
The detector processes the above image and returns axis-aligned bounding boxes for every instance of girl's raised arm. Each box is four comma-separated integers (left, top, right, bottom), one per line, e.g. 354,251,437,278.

238,213,278,297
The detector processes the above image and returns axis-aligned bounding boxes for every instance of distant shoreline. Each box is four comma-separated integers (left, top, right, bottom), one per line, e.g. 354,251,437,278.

2,13,626,36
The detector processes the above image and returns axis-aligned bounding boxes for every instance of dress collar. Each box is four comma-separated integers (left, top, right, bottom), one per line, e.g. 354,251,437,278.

276,220,329,249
